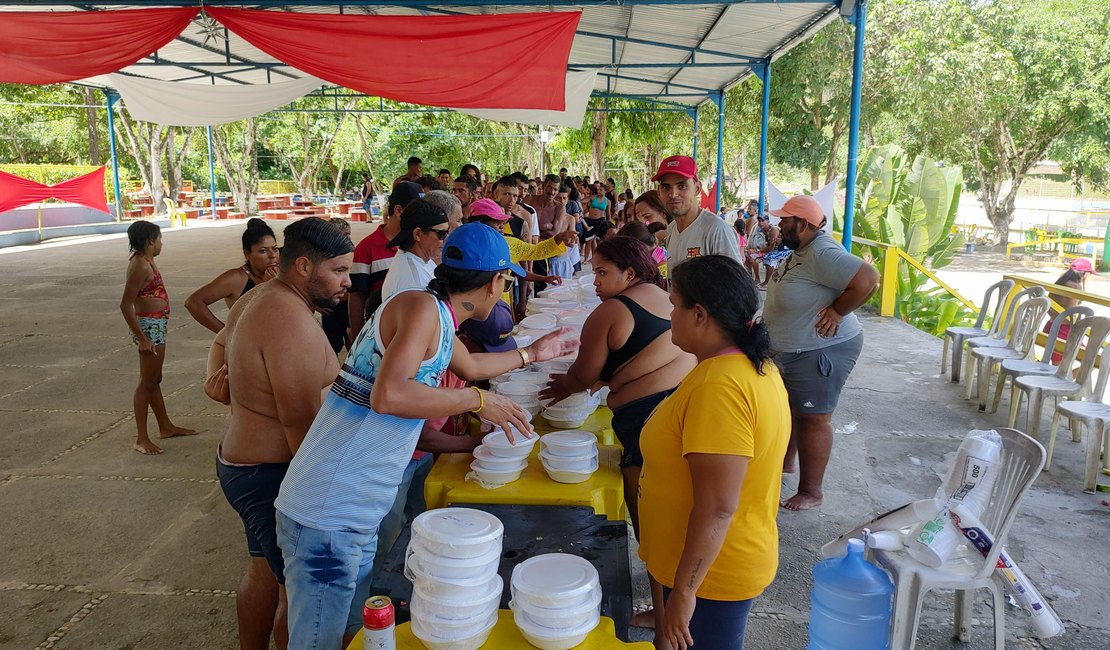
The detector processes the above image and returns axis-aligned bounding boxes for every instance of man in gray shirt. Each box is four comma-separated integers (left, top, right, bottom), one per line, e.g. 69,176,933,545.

652,155,742,267
762,195,879,512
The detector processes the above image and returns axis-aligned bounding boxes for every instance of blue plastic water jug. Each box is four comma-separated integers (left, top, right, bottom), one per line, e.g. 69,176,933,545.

807,538,893,649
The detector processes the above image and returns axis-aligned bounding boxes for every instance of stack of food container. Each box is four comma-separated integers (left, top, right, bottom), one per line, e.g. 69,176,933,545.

406,508,505,650
538,430,598,484
541,392,600,429
510,554,603,650
468,427,537,487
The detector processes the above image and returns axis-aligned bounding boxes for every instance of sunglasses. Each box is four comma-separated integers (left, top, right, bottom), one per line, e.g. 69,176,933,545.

499,271,515,283
423,228,450,240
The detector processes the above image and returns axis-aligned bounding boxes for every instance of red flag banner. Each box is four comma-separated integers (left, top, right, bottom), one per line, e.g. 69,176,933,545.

0,167,109,214
207,8,580,110
0,8,199,84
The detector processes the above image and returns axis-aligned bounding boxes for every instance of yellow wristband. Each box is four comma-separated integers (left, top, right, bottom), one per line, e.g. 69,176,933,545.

470,386,484,414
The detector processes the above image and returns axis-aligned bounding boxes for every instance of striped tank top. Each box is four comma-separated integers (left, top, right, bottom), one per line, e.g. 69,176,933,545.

275,289,455,533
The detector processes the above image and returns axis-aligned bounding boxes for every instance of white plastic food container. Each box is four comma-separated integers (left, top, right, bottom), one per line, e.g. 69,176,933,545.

473,445,531,471
407,558,501,601
406,538,501,581
411,609,498,650
510,554,601,609
538,449,598,472
410,508,504,559
495,381,543,410
540,431,598,457
469,458,527,486
520,313,558,331
542,461,599,484
542,407,592,429
512,584,602,629
513,608,601,650
412,573,503,620
482,428,538,458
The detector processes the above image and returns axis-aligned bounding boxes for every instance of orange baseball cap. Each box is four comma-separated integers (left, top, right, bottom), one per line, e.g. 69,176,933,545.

770,195,824,227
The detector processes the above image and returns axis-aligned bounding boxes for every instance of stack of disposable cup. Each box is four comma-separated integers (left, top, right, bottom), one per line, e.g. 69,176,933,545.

539,431,598,484
510,554,603,650
406,508,505,650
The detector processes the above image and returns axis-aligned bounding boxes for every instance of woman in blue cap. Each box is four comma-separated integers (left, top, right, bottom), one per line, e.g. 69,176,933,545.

275,223,578,650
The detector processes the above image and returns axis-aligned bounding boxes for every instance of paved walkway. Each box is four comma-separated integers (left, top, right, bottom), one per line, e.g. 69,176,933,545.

1,222,1107,649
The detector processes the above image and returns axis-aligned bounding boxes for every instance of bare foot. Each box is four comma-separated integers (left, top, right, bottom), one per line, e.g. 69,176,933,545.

631,609,656,629
133,440,164,455
781,491,822,511
159,425,199,439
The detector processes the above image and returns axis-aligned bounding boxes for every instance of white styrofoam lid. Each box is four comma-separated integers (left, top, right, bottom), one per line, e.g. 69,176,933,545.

412,508,504,546
511,553,600,600
482,428,537,450
540,430,596,448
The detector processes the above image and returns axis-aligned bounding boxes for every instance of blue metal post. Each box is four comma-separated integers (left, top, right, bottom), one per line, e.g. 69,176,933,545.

842,0,867,251
105,91,124,222
690,108,699,163
206,125,217,219
757,62,771,217
714,91,724,213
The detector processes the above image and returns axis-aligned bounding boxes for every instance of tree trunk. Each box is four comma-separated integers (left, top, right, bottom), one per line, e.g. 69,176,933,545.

211,119,259,216
118,112,171,211
825,116,846,185
287,107,351,197
163,127,194,214
353,116,383,197
590,110,607,181
810,168,820,192
83,87,101,164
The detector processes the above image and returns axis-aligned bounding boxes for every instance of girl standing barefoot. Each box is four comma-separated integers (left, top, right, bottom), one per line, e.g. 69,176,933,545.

120,221,196,455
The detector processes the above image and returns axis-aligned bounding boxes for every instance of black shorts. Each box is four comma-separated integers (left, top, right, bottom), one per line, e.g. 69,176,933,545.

610,389,674,468
216,456,289,584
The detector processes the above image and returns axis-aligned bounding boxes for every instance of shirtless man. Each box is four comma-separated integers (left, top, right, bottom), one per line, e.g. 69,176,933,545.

211,218,354,650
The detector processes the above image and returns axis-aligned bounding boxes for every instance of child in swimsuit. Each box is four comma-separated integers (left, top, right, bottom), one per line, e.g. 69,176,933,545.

121,221,196,455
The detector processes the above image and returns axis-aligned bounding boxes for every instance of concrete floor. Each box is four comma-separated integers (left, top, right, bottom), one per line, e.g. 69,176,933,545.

1,221,1108,649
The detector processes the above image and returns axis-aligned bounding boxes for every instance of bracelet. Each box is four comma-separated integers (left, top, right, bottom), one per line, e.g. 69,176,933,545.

470,386,484,414
517,347,531,367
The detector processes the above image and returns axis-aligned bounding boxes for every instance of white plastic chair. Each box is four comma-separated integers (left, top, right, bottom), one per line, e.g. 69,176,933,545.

1052,353,1110,492
872,428,1046,649
942,279,1014,382
993,306,1093,415
961,286,1045,388
1011,316,1110,468
965,296,1048,411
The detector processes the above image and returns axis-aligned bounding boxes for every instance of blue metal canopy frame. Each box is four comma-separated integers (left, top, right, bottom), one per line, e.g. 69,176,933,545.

47,0,864,246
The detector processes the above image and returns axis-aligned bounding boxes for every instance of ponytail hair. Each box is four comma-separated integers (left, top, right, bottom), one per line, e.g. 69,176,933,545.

670,255,773,374
242,218,276,251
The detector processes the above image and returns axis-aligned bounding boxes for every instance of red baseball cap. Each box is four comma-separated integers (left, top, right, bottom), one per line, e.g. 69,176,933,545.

651,155,699,183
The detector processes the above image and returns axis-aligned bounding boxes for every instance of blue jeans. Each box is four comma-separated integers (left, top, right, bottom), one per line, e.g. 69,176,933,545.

372,454,434,578
277,511,378,648
662,584,755,650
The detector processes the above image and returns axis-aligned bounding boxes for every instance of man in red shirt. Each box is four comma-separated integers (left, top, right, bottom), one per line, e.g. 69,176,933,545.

347,181,423,342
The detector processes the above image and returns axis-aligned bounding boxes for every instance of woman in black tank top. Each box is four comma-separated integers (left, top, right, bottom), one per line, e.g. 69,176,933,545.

185,219,279,334
541,236,696,539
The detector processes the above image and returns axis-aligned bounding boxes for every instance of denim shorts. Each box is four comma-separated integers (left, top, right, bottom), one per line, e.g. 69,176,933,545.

216,455,289,583
277,510,378,649
661,583,755,650
776,333,863,415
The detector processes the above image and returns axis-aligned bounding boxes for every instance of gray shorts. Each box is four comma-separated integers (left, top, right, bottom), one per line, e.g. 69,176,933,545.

776,333,863,415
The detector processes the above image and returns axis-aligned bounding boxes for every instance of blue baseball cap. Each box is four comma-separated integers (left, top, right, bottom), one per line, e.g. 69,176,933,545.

441,222,526,278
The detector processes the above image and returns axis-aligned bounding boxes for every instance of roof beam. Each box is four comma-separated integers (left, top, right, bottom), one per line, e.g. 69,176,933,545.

4,1,839,5
170,32,300,81
576,30,763,64
591,70,715,93
572,62,751,69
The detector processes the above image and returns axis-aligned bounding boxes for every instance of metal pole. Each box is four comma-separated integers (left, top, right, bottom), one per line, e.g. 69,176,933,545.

842,0,868,251
105,91,124,222
757,62,771,218
714,91,724,213
207,125,217,219
690,108,699,163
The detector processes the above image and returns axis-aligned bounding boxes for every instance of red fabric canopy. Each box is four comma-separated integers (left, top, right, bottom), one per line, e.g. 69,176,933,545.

0,167,109,214
207,8,580,110
0,8,198,84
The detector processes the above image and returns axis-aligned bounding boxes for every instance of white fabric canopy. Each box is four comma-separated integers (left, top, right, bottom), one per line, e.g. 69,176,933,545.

767,178,837,234
455,70,597,128
109,73,324,126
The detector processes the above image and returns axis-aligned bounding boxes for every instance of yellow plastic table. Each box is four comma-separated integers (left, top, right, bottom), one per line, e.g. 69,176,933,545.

347,610,652,649
423,408,628,521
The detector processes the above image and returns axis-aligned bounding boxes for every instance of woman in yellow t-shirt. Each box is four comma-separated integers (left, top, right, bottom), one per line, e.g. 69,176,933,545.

638,255,790,650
